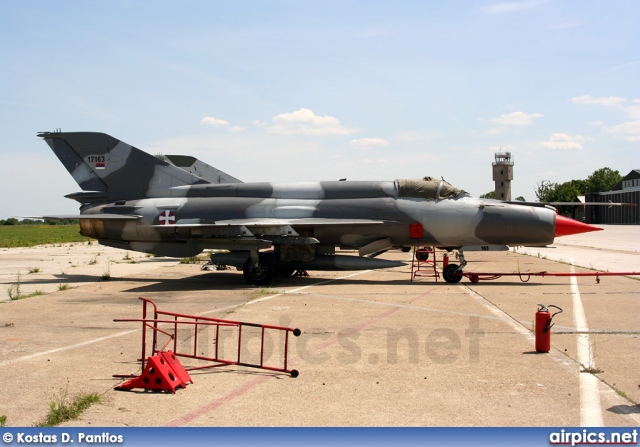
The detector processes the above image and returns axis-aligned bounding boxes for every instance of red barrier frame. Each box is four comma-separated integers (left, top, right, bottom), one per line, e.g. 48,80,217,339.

115,297,301,377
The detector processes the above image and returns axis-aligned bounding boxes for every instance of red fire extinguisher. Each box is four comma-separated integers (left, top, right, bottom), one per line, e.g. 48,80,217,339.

535,304,563,353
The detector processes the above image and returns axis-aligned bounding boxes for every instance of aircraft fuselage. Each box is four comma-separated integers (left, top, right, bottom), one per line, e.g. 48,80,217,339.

78,181,557,256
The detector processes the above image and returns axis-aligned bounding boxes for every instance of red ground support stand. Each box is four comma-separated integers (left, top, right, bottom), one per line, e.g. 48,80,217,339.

411,247,440,282
116,351,192,393
457,270,640,283
115,297,302,387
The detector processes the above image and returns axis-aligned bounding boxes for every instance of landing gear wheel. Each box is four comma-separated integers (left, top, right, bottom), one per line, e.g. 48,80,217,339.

415,247,432,261
443,264,463,283
243,255,276,285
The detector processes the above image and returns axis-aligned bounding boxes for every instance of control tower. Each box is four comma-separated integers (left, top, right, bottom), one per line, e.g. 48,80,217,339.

492,152,513,201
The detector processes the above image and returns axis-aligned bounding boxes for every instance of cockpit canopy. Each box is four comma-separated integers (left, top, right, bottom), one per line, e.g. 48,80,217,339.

396,176,467,200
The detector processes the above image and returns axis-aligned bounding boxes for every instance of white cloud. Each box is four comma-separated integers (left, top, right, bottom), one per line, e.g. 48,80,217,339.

571,95,626,107
350,138,389,148
485,111,542,134
571,95,640,140
480,1,547,14
625,103,640,120
228,125,245,133
254,108,359,136
603,120,640,142
539,133,588,151
490,111,543,126
357,158,390,165
201,116,229,128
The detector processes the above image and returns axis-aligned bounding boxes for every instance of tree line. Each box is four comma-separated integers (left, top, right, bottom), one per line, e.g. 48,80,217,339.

0,218,79,226
534,167,622,202
480,167,622,211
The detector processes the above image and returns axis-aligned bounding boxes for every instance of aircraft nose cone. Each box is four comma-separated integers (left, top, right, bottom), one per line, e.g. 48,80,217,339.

555,215,603,237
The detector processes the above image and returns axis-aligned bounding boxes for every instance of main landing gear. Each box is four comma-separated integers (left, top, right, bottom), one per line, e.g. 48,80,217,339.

243,254,276,286
242,253,297,286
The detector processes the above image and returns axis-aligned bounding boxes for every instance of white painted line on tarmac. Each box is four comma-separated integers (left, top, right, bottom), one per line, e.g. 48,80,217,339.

0,330,138,368
569,258,604,427
462,260,606,427
0,270,373,368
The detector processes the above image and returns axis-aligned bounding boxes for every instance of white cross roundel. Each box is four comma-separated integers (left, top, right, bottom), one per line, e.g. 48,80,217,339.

159,210,176,225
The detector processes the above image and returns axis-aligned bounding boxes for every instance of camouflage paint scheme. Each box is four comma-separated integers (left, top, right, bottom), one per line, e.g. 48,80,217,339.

38,131,559,285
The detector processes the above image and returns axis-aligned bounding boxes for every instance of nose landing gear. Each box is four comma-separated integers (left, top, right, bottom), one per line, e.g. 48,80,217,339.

442,250,467,284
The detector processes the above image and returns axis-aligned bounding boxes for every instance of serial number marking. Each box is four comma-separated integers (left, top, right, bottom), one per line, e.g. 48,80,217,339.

87,155,105,163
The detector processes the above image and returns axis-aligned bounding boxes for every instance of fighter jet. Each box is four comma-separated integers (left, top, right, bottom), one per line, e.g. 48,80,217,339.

36,131,601,285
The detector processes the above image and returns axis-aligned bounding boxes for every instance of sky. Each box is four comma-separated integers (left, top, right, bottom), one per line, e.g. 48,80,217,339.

1,0,638,219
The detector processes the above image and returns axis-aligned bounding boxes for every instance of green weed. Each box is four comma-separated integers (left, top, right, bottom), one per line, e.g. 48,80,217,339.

35,386,101,427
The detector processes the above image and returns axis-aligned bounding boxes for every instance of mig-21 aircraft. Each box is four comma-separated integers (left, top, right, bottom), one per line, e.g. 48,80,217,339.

36,131,601,285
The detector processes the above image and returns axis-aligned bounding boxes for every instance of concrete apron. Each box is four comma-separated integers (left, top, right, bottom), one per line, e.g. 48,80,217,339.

0,245,638,427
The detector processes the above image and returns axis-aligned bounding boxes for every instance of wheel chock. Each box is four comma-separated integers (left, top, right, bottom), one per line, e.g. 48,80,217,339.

159,351,192,387
116,351,192,393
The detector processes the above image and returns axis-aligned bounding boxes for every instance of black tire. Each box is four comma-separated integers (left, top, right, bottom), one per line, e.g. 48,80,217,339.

243,255,276,285
443,264,463,283
415,247,431,261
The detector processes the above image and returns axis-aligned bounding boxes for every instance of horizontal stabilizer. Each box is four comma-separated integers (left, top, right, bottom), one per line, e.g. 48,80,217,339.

22,214,141,221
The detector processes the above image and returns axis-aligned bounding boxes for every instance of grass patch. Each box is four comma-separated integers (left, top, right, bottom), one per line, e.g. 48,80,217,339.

35,389,101,427
0,225,91,248
6,273,45,300
6,273,21,300
180,254,210,264
57,283,72,291
249,288,283,300
100,262,112,281
0,415,6,426
581,366,604,374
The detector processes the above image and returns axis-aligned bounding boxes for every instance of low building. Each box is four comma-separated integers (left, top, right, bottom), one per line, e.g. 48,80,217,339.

585,170,640,224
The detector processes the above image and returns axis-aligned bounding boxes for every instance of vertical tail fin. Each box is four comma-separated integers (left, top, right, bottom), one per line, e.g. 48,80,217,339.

38,131,209,199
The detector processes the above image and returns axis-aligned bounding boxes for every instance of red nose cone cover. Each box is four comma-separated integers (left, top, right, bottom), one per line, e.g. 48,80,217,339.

555,215,603,237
